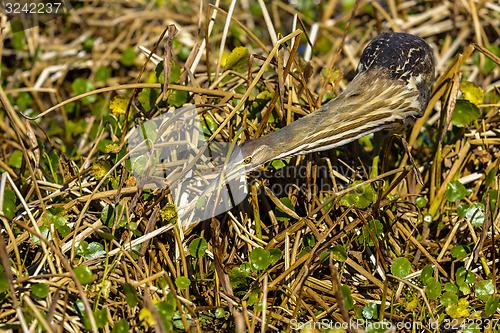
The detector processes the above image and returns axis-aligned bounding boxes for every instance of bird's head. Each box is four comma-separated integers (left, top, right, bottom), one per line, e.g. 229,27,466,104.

357,32,435,113
220,136,272,183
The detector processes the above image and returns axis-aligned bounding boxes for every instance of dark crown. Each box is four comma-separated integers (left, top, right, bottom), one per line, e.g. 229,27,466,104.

357,32,435,84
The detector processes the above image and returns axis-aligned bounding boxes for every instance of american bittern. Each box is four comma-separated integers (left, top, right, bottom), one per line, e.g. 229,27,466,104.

219,32,435,184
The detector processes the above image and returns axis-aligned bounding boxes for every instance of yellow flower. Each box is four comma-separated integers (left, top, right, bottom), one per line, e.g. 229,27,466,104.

109,96,129,115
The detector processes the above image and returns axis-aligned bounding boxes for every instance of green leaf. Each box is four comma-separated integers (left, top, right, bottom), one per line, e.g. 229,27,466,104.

249,91,273,118
445,180,467,202
96,66,111,82
12,30,25,50
31,226,50,246
340,285,354,310
485,167,497,187
156,299,176,319
44,149,60,183
101,203,128,228
456,267,476,291
72,78,96,105
57,224,71,238
75,299,86,313
175,276,191,289
223,46,249,70
269,248,282,266
0,272,8,293
138,119,158,142
362,302,378,319
200,114,218,137
246,288,260,306
229,263,251,288
420,265,433,285
444,282,458,293
77,302,107,330
66,119,88,137
188,238,208,258
94,307,108,328
446,298,470,318
460,81,484,105
250,248,271,271
271,159,286,170
341,181,375,209
166,291,177,309
46,208,67,226
85,242,106,260
342,0,356,11
316,36,334,56
155,61,181,83
31,283,49,298
172,311,191,330
76,241,89,258
10,19,24,32
178,45,191,61
196,195,206,209
101,279,112,298
2,189,16,219
415,196,428,208
123,283,138,307
485,296,500,317
155,302,175,329
465,203,485,227
475,280,495,301
74,265,93,285
249,2,262,15
167,90,189,108
459,283,471,295
275,197,295,222
138,307,153,327
82,37,94,50
425,278,441,300
358,219,383,246
76,300,92,330
169,62,182,83
112,319,130,333
302,233,315,248
8,150,23,168
457,204,469,218
440,291,458,306
452,99,480,127
322,196,335,211
391,257,411,278
484,189,498,212
330,245,348,262
474,44,499,74
138,88,159,111
156,277,168,290
92,160,112,180
16,91,34,111
155,61,165,80
121,46,137,66
215,308,226,319
451,245,469,259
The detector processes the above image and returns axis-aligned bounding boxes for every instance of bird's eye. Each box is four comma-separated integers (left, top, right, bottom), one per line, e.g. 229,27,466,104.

243,157,252,164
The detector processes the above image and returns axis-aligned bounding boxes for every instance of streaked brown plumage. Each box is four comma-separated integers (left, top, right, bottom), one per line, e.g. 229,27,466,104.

220,32,435,183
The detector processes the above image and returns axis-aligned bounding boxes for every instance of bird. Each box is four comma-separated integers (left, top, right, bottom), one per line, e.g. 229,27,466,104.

185,32,435,225
217,32,435,184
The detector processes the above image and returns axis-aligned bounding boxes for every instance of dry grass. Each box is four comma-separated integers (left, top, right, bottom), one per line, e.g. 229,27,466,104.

1,0,500,332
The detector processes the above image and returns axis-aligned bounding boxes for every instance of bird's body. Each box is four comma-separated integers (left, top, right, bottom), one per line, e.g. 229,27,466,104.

219,32,435,184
